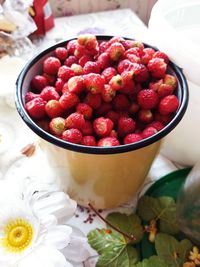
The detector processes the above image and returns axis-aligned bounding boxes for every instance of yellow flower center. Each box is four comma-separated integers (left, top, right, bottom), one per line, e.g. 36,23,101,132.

0,218,34,253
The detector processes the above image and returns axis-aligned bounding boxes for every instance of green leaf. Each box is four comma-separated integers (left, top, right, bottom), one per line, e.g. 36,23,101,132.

155,233,192,267
87,229,139,267
136,256,167,267
137,196,179,235
106,213,144,244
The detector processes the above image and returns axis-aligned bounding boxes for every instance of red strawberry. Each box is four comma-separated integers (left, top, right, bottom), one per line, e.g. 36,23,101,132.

77,34,98,50
130,63,149,82
148,121,164,131
81,135,96,146
83,61,101,74
82,120,94,135
159,95,179,115
40,86,60,101
76,103,93,119
93,117,114,137
142,126,158,139
25,92,40,103
147,58,167,78
141,48,155,65
31,75,48,92
79,55,93,67
64,56,78,67
123,133,142,144
153,51,169,64
128,102,140,114
108,42,125,61
121,71,135,94
59,92,80,110
62,128,82,144
55,47,68,61
117,117,136,137
43,56,61,75
101,67,117,83
97,52,112,69
68,76,84,94
118,59,133,74
84,73,105,94
25,97,46,120
55,78,65,94
45,100,63,118
43,73,56,85
163,74,177,90
57,66,75,81
67,40,77,55
97,137,120,147
137,89,159,109
138,109,153,124
65,112,85,130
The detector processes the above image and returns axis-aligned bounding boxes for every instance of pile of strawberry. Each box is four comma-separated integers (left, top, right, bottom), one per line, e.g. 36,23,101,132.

25,34,179,147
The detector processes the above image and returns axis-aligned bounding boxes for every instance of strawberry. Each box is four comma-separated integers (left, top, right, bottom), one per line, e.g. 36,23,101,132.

79,55,93,67
85,93,102,109
68,76,84,94
57,66,75,81
67,40,77,55
101,67,117,83
117,59,133,74
121,71,135,94
65,112,85,130
55,47,68,61
55,78,65,94
97,52,112,69
77,34,98,50
64,56,78,67
81,135,96,146
49,117,66,136
148,121,164,131
147,58,167,78
141,48,155,65
62,128,82,144
43,56,61,75
105,110,120,125
130,63,149,82
40,86,60,101
137,89,159,109
25,97,46,120
71,64,83,75
84,73,105,94
31,75,48,92
59,92,79,110
76,103,93,119
45,100,63,118
117,117,136,137
108,42,125,61
142,126,158,139
123,133,142,144
153,51,169,64
159,95,179,115
109,74,123,91
138,109,153,124
97,137,120,147
96,102,112,116
93,117,114,137
102,84,116,102
82,120,94,135
83,61,101,74
25,92,40,103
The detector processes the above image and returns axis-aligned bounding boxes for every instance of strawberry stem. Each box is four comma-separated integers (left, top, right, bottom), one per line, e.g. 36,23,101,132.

88,203,136,241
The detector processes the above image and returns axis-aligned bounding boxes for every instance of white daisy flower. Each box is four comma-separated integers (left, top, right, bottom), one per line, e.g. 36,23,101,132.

0,179,90,267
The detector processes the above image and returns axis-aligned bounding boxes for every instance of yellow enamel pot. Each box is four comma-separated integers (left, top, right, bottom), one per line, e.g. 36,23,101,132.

16,36,188,209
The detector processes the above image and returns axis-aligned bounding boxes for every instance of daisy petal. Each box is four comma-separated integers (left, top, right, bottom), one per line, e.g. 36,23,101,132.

19,245,73,267
33,192,77,221
43,225,72,249
62,228,92,262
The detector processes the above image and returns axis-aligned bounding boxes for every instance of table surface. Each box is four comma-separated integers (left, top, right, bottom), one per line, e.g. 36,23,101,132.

0,9,183,267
